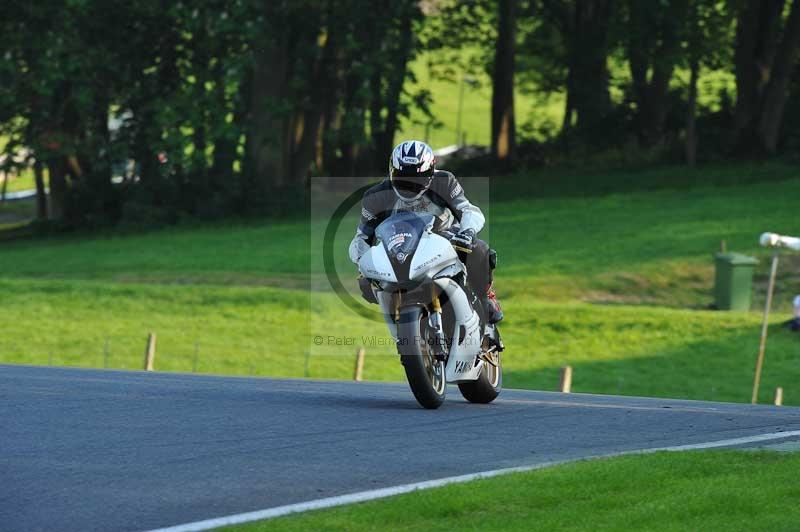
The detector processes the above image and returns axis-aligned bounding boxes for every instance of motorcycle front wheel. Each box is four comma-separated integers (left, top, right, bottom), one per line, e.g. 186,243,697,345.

397,307,446,409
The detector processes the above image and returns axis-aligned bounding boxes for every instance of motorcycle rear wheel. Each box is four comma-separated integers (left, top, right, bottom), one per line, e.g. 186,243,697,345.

398,307,446,409
457,351,502,404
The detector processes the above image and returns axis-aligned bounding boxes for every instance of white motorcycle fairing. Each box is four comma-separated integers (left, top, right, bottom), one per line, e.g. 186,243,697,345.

358,228,484,384
434,277,485,383
409,232,461,281
373,281,483,383
358,242,397,284
353,210,502,408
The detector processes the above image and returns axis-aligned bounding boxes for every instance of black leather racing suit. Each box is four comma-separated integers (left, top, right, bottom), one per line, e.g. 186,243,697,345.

349,170,499,319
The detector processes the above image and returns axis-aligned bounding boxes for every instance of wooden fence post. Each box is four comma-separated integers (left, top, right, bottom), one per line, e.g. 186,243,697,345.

144,333,156,371
752,252,779,404
354,347,365,382
559,365,572,393
774,387,784,406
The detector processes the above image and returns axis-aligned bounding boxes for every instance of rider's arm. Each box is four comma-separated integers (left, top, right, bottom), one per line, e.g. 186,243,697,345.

349,227,371,264
434,171,485,234
348,186,385,264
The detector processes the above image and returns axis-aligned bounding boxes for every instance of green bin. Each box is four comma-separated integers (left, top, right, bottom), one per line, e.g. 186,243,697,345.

714,252,758,311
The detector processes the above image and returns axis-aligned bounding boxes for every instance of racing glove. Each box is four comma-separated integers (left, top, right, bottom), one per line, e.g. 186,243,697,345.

449,228,475,253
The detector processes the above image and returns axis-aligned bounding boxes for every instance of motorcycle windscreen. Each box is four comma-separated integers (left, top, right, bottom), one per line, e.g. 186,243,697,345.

375,212,433,281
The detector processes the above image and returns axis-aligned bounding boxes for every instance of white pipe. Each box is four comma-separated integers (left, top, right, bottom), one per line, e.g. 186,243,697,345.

759,232,800,251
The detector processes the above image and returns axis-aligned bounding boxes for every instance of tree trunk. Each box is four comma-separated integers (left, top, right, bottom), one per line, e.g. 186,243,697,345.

192,8,209,179
290,103,324,181
628,0,687,146
90,92,113,203
211,58,238,179
375,9,414,170
48,159,68,221
491,0,516,165
0,171,7,204
246,23,291,188
757,0,800,153
333,51,367,176
686,58,699,167
733,0,787,150
569,0,614,140
317,41,342,174
562,68,575,133
33,161,48,220
734,0,785,130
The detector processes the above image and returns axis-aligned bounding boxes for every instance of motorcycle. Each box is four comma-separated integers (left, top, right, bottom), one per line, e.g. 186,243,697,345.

357,211,504,409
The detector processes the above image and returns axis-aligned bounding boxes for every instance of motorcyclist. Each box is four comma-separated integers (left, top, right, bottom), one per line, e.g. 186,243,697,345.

348,140,503,324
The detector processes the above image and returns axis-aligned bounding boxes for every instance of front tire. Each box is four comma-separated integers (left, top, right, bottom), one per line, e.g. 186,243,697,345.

398,307,446,409
458,352,502,404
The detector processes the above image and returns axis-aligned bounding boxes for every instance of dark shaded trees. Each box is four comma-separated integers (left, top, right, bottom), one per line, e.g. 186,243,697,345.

683,0,734,166
245,0,422,185
4,0,800,228
0,0,424,226
734,0,800,154
564,0,615,139
491,0,516,164
245,0,311,191
530,0,616,141
626,0,690,146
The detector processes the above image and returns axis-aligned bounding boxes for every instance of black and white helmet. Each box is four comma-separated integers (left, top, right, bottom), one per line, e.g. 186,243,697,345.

389,140,436,200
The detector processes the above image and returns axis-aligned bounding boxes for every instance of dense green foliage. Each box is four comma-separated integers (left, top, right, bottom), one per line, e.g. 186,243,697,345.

2,1,800,228
0,0,427,226
231,451,800,531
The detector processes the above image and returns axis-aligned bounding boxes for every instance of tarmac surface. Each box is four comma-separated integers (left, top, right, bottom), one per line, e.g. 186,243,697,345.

2,364,800,531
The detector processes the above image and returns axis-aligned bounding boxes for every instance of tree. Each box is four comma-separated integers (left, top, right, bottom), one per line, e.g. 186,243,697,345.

626,0,690,146
685,1,701,166
527,0,616,141
734,0,800,154
241,0,423,185
564,0,615,139
683,0,734,166
491,0,516,164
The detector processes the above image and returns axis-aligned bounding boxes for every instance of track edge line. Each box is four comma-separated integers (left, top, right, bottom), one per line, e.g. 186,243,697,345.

146,429,800,532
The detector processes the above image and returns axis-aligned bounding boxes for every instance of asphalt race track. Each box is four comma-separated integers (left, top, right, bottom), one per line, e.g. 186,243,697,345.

2,365,800,531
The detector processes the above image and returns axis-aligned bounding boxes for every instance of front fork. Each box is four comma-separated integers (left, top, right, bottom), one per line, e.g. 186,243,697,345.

481,323,502,367
428,284,448,361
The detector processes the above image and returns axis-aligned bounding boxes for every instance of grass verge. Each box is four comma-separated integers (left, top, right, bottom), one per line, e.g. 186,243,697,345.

226,450,800,532
1,164,799,404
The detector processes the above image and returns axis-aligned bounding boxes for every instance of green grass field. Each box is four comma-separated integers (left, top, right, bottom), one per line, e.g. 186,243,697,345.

397,52,733,151
1,172,39,193
1,162,799,405
228,451,800,531
0,198,35,230
399,51,564,149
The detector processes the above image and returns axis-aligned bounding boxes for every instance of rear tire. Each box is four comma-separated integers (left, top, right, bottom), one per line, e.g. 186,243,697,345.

458,352,501,404
398,307,446,409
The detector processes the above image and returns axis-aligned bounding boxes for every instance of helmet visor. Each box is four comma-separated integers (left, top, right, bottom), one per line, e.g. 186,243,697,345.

392,174,432,199
391,166,433,198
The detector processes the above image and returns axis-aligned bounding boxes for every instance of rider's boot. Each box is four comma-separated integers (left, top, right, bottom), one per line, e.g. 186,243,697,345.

481,283,504,324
